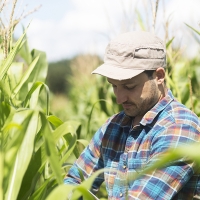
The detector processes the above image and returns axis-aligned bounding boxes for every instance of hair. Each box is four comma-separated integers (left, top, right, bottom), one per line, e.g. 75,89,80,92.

143,70,155,78
144,69,166,85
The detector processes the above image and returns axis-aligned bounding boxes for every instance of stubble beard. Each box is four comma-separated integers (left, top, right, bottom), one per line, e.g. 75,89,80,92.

124,80,159,118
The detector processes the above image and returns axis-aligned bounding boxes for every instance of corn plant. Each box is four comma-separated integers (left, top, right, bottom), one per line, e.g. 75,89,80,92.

0,23,98,200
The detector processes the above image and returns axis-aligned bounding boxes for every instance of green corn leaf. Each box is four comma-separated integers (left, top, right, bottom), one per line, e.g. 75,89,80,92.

0,49,4,65
0,75,11,102
185,23,200,35
0,62,24,105
72,186,96,200
79,169,105,190
166,37,174,49
3,110,33,155
136,10,146,31
98,87,109,116
128,142,200,183
23,81,50,115
52,122,78,163
77,139,89,148
30,49,48,83
0,32,26,81
18,49,48,103
71,169,106,199
47,115,63,128
77,167,85,182
17,148,42,200
28,82,43,109
63,134,79,160
18,28,32,65
52,121,80,142
7,62,24,90
0,100,11,130
40,113,63,184
45,184,75,200
5,110,39,200
23,82,45,108
10,56,39,101
52,120,81,160
0,152,3,200
87,99,111,135
172,143,200,165
28,179,50,200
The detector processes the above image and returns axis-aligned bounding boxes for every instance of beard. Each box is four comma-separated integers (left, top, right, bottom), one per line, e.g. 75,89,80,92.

123,80,160,117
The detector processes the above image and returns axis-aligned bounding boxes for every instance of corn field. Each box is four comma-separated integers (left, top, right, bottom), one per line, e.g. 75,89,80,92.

1,0,200,199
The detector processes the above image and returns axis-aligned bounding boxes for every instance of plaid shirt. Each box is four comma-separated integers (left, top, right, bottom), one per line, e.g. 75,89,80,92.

64,90,200,199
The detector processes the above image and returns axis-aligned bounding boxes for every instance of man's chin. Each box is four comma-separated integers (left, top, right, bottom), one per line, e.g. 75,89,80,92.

124,110,136,117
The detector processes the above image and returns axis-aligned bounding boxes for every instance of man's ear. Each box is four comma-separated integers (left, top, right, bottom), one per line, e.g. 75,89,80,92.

155,67,165,85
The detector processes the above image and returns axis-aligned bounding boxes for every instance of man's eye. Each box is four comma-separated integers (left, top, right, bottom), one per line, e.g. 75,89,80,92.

125,86,135,90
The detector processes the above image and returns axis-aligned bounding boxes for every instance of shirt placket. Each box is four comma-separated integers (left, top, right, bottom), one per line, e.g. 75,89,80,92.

119,126,144,199
116,128,138,199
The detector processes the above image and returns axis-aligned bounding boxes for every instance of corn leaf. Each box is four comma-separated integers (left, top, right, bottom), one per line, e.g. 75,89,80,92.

27,179,50,200
72,186,96,200
18,28,32,65
10,56,39,101
185,23,200,35
77,139,89,148
30,49,48,83
17,148,42,200
7,62,24,90
40,113,63,184
71,169,105,199
0,152,3,200
51,121,78,163
136,10,146,31
5,110,39,200
45,184,75,200
0,30,27,81
23,81,50,115
47,115,63,128
166,37,174,49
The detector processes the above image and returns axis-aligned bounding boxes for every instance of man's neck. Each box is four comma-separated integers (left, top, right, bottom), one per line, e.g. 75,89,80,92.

132,116,142,127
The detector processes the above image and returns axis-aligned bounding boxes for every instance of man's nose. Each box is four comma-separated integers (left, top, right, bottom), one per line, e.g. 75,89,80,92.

115,89,127,104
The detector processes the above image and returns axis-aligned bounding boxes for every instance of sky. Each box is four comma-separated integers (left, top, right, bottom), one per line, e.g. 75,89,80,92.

10,0,200,62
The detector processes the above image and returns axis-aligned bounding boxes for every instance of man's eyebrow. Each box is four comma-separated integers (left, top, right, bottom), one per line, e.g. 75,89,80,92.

107,80,136,86
122,82,136,85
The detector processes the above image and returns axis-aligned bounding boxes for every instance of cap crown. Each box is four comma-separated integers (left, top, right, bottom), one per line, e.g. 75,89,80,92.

92,31,166,80
104,31,166,69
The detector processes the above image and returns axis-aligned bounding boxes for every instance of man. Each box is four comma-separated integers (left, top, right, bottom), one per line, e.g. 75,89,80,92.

64,31,200,199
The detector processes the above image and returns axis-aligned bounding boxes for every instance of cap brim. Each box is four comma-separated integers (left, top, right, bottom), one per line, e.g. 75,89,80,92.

91,64,144,80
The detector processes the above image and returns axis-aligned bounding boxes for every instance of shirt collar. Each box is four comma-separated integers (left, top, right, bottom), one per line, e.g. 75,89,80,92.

140,89,174,126
120,113,133,127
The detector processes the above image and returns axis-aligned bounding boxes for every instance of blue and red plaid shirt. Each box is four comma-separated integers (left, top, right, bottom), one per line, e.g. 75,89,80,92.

64,90,200,199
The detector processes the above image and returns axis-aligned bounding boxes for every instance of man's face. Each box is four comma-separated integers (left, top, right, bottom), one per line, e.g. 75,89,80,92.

107,72,161,118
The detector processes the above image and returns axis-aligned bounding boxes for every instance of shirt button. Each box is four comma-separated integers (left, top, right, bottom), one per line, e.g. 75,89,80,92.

120,193,123,197
125,147,129,152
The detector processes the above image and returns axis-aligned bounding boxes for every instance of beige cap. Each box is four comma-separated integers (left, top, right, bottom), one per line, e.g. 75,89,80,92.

92,31,166,80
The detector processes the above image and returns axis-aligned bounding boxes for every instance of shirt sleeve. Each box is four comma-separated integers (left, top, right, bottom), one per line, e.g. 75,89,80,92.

63,117,113,190
128,123,200,199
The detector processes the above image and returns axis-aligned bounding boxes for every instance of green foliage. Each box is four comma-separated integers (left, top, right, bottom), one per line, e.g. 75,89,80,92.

165,27,200,116
47,59,71,94
0,29,93,200
1,5,200,200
